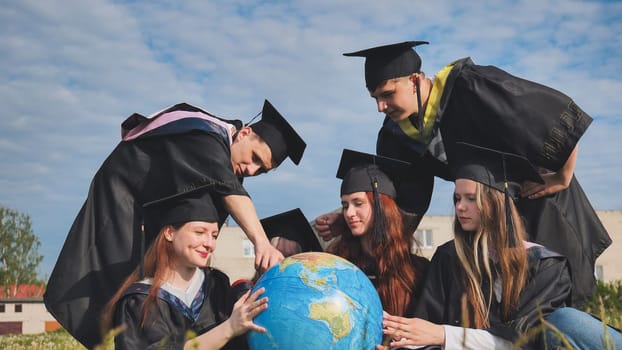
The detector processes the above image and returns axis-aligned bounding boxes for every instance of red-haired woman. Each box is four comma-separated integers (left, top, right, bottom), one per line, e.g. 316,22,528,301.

326,149,428,317
101,190,267,350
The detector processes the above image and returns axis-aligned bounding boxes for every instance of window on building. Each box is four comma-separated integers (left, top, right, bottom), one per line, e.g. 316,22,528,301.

14,304,22,313
0,304,5,313
414,229,434,249
595,265,604,281
242,239,255,258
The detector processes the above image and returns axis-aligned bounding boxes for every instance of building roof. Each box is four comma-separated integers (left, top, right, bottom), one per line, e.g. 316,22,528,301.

0,284,45,299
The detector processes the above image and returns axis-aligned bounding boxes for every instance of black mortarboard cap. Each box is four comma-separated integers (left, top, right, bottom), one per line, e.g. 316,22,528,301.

260,208,322,253
453,142,544,247
250,99,306,166
343,41,429,91
453,142,544,199
337,149,411,198
142,190,220,244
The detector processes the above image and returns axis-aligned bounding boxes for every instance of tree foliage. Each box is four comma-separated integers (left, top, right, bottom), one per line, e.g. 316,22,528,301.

0,206,44,297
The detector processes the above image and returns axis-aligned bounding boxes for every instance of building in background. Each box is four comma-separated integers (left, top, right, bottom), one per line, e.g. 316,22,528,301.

0,285,60,335
590,211,622,281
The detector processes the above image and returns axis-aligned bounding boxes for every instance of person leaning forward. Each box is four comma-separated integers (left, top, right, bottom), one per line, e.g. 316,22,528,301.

44,99,305,348
316,40,611,308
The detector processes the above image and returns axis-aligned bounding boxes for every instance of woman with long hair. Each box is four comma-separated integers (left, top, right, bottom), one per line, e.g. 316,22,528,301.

326,149,428,317
379,144,621,349
101,189,267,350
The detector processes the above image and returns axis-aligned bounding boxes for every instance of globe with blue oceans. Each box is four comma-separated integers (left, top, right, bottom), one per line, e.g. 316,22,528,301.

247,252,383,350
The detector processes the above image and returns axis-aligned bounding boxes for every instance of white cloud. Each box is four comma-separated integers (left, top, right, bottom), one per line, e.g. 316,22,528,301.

1,0,620,277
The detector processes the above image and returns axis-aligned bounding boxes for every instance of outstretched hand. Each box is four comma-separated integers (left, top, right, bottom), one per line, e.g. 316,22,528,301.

183,287,268,349
254,241,284,273
521,172,571,200
226,288,268,337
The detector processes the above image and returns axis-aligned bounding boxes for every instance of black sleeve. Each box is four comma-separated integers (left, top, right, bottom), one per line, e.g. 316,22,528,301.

193,268,250,350
487,255,572,343
139,130,248,204
443,62,592,172
410,243,456,323
114,295,185,350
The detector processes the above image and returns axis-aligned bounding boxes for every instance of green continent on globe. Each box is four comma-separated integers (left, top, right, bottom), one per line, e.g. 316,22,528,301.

309,297,352,339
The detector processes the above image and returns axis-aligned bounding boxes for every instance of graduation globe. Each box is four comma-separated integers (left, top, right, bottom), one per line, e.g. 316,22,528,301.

247,252,382,350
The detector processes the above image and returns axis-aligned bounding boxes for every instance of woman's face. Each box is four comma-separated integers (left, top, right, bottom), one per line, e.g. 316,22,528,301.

165,221,219,269
454,179,481,232
341,192,373,236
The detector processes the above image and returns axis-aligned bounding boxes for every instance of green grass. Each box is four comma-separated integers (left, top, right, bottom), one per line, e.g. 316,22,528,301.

583,280,622,330
0,328,85,350
2,281,621,349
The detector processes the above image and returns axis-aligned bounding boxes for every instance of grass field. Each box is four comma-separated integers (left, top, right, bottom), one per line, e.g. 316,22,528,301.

1,280,620,350
0,329,85,350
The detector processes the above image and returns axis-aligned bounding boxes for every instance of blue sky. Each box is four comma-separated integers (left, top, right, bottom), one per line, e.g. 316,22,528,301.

1,0,621,279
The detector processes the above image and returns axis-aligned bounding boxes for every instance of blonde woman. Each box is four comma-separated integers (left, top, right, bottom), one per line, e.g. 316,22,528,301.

379,144,621,349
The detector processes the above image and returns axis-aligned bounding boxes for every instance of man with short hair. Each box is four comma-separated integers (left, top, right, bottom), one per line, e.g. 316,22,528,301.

45,99,305,348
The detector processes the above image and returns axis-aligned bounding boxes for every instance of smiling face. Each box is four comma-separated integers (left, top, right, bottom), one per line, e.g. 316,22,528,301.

230,127,274,177
454,179,482,232
164,221,219,270
341,191,373,237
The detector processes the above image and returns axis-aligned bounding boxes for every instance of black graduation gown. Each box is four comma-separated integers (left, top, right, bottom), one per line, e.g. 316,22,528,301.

114,268,248,350
44,104,248,348
412,241,572,349
377,58,611,306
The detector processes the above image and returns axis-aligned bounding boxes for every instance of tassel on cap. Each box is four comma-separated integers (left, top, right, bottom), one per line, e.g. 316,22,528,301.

139,223,145,279
502,156,516,248
410,77,424,131
371,176,387,245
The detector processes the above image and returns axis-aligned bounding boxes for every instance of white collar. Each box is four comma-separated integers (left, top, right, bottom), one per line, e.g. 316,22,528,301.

161,268,205,307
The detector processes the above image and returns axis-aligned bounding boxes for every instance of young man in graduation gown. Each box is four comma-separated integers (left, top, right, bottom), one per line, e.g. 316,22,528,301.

323,41,610,308
44,99,305,348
